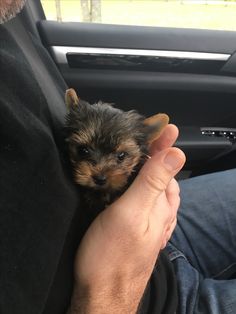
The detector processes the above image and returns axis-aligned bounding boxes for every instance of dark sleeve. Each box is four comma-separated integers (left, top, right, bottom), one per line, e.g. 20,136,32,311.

0,26,80,314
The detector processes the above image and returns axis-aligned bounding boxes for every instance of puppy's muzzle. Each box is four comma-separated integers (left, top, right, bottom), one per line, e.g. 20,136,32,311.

92,174,107,186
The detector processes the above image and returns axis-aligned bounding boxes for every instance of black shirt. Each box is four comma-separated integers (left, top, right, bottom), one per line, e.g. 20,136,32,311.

0,21,177,314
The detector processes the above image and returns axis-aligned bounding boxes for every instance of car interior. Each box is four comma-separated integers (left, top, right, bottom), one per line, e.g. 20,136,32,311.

3,1,236,313
6,0,236,179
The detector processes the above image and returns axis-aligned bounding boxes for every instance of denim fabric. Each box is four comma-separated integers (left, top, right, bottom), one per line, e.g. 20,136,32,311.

167,169,236,314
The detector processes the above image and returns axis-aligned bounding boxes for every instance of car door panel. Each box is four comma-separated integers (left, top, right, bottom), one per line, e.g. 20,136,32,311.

35,11,236,173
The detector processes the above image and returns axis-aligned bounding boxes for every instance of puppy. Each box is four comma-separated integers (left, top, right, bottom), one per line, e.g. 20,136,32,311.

65,88,169,221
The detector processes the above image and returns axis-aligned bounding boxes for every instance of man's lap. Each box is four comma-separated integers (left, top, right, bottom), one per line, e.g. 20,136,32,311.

167,169,236,313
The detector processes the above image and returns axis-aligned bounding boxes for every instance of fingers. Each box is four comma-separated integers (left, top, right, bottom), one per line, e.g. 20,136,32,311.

166,178,180,210
161,179,180,248
149,124,179,156
161,217,177,249
115,147,186,216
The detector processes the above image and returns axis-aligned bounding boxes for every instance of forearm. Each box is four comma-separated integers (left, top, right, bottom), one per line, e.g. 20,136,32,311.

68,280,146,314
68,299,139,314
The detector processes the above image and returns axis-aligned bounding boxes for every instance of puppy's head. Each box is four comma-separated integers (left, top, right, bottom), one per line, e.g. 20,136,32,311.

65,89,169,192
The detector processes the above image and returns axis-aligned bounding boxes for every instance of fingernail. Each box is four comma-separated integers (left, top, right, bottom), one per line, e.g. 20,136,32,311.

164,150,183,171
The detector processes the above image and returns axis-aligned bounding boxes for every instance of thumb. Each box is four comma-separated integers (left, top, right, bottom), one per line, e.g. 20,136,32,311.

114,147,186,215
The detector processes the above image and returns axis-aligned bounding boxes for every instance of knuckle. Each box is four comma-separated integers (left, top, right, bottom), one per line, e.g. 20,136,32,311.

168,219,177,237
172,180,180,195
175,195,181,209
175,180,180,194
144,174,167,193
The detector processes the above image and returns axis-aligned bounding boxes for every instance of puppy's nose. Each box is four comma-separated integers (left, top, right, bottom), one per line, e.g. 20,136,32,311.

93,175,107,186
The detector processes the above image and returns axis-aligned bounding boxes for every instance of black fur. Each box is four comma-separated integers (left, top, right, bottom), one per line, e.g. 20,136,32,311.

65,100,149,152
65,99,152,222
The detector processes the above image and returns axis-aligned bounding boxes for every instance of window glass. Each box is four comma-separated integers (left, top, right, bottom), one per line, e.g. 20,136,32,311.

41,0,236,31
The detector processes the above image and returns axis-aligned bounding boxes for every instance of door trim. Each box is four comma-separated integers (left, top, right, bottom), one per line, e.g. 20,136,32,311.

51,46,231,64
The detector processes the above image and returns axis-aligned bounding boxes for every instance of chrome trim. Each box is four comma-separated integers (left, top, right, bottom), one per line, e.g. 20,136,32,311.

51,46,231,64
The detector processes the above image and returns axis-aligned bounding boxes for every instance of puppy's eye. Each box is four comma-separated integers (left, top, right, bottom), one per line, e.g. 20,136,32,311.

77,146,89,156
117,151,128,162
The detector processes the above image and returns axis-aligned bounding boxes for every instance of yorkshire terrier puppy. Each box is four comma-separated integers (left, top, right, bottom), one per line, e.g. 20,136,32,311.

65,88,169,221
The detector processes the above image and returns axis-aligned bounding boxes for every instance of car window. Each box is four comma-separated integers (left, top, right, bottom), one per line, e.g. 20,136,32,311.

41,0,236,31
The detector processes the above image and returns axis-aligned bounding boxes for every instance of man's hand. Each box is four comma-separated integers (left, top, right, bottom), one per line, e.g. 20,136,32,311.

69,125,185,314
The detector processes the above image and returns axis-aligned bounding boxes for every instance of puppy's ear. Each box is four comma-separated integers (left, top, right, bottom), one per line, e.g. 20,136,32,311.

65,88,80,109
144,113,169,145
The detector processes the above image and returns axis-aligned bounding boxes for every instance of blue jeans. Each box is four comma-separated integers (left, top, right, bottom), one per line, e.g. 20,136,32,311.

166,169,236,314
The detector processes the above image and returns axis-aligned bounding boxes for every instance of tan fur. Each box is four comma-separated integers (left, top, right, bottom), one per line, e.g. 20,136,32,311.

116,139,140,154
144,113,169,144
65,88,80,108
74,161,94,187
73,149,141,191
68,132,95,148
